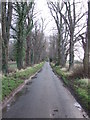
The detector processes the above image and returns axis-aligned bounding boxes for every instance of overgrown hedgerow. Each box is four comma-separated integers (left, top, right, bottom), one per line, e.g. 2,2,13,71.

69,65,90,79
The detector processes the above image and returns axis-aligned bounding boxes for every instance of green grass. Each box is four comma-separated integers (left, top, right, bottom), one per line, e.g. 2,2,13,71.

74,78,88,88
11,63,44,79
74,78,90,111
2,76,23,99
75,87,89,109
2,62,44,100
51,63,69,85
51,62,90,114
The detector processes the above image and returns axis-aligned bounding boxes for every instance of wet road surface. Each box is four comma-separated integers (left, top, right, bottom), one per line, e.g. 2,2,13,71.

3,62,85,118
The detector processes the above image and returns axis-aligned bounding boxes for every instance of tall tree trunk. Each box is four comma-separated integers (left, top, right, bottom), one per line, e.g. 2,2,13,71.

16,40,23,70
88,2,90,66
31,49,33,65
61,42,66,67
2,2,7,74
69,31,74,70
2,2,12,74
0,33,2,72
84,1,90,76
87,1,90,113
57,34,61,65
60,16,66,67
88,2,90,67
25,35,31,67
57,18,62,66
16,22,24,70
6,2,12,71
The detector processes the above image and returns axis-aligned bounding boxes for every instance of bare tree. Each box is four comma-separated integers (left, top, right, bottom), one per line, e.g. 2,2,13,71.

48,0,87,70
47,1,64,66
59,1,87,70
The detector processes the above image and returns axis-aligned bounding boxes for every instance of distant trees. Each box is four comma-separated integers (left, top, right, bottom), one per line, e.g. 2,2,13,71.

49,34,57,63
30,21,47,64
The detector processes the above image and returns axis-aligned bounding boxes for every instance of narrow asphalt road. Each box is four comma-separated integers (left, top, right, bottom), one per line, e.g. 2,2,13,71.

3,62,85,118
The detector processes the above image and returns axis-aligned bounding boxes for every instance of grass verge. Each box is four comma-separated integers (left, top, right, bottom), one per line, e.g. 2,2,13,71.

51,62,90,116
2,62,44,100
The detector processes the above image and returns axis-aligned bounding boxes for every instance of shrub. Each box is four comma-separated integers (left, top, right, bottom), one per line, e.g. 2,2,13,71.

69,64,90,79
69,65,86,79
55,62,60,66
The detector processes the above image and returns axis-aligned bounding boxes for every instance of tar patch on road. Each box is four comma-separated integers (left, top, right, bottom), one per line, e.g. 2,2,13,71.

50,108,59,118
26,81,32,85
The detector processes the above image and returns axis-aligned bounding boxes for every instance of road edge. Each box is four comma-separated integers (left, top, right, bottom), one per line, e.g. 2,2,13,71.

50,63,89,118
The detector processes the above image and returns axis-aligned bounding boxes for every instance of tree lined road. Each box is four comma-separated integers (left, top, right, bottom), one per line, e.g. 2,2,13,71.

3,62,84,118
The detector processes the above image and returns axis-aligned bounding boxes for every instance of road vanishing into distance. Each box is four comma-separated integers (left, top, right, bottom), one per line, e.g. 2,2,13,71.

3,62,85,118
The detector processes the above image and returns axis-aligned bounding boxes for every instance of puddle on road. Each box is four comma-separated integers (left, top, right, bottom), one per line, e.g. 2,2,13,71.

74,102,82,111
2,80,33,114
74,102,89,118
